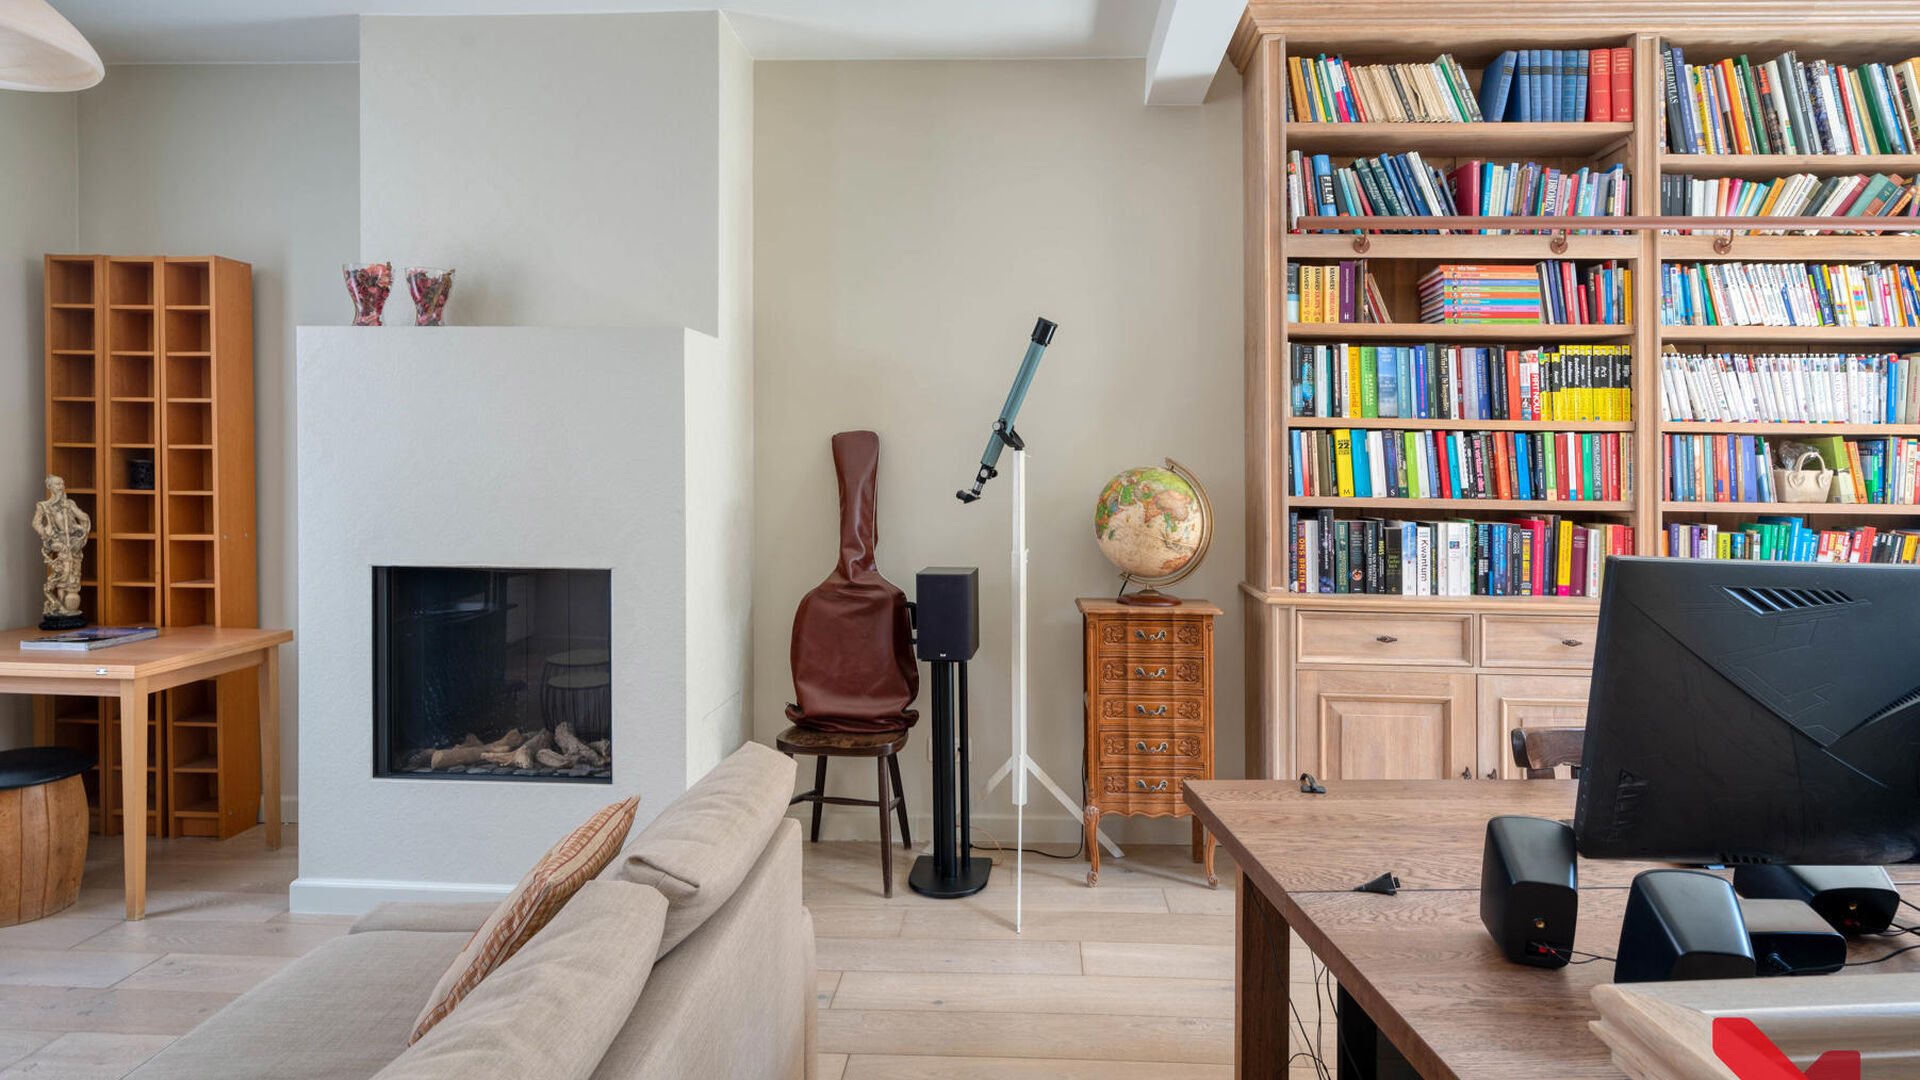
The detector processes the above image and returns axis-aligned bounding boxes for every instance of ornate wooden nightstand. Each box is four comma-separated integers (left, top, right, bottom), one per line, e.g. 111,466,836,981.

1077,598,1221,887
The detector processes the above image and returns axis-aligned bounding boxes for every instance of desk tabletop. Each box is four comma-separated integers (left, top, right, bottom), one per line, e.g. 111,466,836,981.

0,626,293,682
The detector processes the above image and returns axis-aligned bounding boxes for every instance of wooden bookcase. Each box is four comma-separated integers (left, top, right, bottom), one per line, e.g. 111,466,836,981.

40,254,259,840
1232,3,1920,781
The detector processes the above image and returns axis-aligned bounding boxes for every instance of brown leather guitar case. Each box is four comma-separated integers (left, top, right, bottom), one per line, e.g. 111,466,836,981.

786,430,919,732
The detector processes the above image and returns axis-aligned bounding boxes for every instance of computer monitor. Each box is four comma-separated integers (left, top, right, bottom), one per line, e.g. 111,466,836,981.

1575,557,1920,866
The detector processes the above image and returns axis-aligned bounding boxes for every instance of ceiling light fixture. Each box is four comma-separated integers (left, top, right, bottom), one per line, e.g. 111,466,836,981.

0,0,103,92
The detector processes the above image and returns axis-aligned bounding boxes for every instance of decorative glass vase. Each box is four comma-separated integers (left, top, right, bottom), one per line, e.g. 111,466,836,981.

344,262,393,326
406,267,455,326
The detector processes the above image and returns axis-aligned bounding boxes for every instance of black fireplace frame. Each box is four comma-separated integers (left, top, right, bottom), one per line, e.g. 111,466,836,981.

371,564,614,784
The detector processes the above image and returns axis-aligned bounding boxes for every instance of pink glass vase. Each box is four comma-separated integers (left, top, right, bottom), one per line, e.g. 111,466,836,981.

344,262,393,326
406,267,455,326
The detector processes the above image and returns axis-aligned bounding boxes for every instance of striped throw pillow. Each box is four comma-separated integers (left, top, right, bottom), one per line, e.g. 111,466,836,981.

410,794,640,1043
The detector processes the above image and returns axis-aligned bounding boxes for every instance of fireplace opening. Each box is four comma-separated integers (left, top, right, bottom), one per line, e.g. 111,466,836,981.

373,566,612,782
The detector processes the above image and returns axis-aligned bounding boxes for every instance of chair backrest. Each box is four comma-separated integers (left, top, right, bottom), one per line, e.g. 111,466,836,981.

1510,726,1585,780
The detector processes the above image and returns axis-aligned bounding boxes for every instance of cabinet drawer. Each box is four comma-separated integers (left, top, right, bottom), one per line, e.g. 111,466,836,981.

1095,768,1204,815
1096,655,1206,695
1296,611,1472,667
1094,618,1209,652
1096,725,1207,764
1480,615,1597,669
1095,695,1207,725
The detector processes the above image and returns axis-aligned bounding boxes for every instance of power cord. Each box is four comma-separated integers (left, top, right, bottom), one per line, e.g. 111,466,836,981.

1251,894,1332,1080
1542,945,1616,966
1848,941,1920,967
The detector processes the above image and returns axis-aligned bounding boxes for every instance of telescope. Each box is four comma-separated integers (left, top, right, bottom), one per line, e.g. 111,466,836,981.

956,317,1057,503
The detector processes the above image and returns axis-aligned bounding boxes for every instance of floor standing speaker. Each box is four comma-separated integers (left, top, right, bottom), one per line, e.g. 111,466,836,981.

910,567,990,899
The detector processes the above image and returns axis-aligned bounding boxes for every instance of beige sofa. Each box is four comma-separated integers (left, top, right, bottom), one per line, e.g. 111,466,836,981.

127,747,816,1080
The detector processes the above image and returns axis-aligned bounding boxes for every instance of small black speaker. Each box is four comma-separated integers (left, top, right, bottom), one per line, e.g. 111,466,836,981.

1732,864,1900,936
915,567,979,662
1739,898,1847,977
1615,869,1755,984
1480,815,1579,968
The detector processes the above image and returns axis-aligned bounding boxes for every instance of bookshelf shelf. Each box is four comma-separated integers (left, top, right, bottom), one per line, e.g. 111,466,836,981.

1292,417,1636,432
1286,234,1641,259
1658,325,1920,345
1659,422,1920,436
1659,153,1920,178
1658,235,1920,261
1287,322,1632,342
1253,588,1604,613
1287,121,1633,156
1292,496,1632,512
1659,501,1920,516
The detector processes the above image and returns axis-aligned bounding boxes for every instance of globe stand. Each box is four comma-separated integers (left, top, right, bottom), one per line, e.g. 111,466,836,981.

1117,579,1184,606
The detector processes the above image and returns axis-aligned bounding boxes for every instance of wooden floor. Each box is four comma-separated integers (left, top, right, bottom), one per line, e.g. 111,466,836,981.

0,828,1334,1079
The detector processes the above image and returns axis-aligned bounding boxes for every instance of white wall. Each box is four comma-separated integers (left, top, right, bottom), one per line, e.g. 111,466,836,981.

0,93,79,748
754,60,1243,843
75,64,360,813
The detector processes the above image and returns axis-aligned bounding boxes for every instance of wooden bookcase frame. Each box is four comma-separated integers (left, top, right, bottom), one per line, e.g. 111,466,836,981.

1232,4,1920,780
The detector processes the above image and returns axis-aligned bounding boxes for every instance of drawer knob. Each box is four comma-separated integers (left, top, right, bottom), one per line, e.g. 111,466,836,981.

1486,769,1498,779
1135,629,1168,641
1135,666,1168,679
1560,638,1583,648
1136,779,1170,792
1460,767,1472,780
1135,704,1168,717
1135,740,1171,754
1375,634,1398,644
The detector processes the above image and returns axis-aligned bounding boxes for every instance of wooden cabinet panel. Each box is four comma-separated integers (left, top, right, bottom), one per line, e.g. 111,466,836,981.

1295,669,1477,781
1296,611,1473,667
1478,674,1590,780
1481,616,1598,670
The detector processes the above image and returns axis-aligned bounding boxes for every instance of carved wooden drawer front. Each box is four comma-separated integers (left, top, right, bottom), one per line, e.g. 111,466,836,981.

1097,726,1206,764
1096,654,1206,695
1099,696,1206,724
1098,618,1208,651
1296,611,1473,667
1480,615,1598,670
1098,770,1200,814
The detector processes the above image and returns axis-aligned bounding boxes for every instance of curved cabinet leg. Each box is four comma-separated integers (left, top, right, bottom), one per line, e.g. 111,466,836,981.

1084,803,1101,887
1205,830,1218,888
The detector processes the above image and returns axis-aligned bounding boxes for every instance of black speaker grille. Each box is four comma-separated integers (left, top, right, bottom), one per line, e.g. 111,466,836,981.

1722,585,1854,615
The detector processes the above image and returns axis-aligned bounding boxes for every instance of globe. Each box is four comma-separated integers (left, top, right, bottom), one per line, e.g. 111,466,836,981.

1092,459,1212,604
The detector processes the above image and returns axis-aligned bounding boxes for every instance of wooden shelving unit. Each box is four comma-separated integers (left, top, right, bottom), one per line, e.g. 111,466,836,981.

40,254,259,840
1231,3,1920,781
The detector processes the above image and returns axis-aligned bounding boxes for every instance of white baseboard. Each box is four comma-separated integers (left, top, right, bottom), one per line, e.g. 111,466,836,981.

290,876,513,916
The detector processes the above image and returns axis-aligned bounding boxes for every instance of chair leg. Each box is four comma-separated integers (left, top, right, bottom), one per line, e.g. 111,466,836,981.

887,752,911,849
809,756,827,843
876,756,893,899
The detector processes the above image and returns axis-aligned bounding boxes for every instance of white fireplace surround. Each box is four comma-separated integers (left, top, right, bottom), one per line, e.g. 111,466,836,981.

292,326,738,914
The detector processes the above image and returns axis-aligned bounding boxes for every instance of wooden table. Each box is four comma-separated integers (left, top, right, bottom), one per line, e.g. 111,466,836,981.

7,627,292,920
1184,779,1920,1080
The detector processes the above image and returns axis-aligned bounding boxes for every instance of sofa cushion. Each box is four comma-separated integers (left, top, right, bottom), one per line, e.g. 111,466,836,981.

351,901,499,935
412,794,639,1042
373,881,668,1080
598,742,796,955
123,930,468,1080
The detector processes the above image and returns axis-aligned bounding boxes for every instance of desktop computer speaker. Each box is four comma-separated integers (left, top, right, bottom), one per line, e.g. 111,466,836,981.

1738,898,1847,977
1732,864,1900,936
1480,815,1579,968
1615,870,1756,984
915,567,979,662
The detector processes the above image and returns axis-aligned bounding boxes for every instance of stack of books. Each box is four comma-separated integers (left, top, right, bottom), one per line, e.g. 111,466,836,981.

1291,342,1633,421
1288,153,1631,228
1660,262,1920,327
1661,46,1920,155
1664,519,1920,562
1290,428,1632,502
1287,54,1484,123
1417,262,1630,324
1288,511,1633,596
1287,261,1392,322
1661,172,1917,221
1659,350,1920,424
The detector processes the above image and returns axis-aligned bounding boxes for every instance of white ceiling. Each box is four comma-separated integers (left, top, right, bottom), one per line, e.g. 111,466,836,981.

49,0,1172,65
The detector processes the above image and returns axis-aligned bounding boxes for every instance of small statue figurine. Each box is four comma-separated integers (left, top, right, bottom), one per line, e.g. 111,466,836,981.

33,475,91,630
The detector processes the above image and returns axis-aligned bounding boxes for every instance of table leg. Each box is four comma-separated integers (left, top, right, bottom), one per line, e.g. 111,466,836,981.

1192,817,1204,863
31,695,54,745
1237,869,1290,1080
119,683,149,921
1084,804,1101,887
258,648,282,849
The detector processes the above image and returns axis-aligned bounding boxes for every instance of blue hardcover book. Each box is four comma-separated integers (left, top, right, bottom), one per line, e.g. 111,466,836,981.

1423,434,1441,499
1490,523,1509,595
1550,50,1564,122
1532,49,1548,122
1670,44,1699,154
1516,50,1532,122
1573,50,1588,123
1480,50,1518,122
1514,434,1533,499
1351,429,1372,497
1379,348,1399,419
1291,430,1306,495
1311,153,1337,216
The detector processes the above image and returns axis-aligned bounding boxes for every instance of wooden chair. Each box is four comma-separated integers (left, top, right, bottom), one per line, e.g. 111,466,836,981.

776,725,911,898
1510,727,1585,780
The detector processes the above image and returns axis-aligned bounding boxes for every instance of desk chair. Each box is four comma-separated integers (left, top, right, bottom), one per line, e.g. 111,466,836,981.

1511,726,1584,780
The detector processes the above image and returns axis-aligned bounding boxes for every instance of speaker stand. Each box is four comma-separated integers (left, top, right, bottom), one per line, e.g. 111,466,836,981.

909,660,991,898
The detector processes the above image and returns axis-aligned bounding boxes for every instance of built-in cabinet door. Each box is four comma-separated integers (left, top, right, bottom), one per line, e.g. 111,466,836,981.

1477,674,1590,779
1295,669,1477,780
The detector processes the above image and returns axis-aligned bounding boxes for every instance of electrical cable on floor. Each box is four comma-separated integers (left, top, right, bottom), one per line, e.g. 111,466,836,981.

1252,896,1331,1080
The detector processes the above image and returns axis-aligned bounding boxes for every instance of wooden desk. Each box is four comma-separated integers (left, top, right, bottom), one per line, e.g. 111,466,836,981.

1185,780,1920,1080
7,627,292,920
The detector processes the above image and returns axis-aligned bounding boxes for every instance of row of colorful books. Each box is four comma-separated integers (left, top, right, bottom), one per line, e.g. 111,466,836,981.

1659,172,1917,221
1418,262,1631,325
1659,350,1920,424
1286,511,1631,597
1283,49,1633,125
1290,343,1633,422
1288,153,1630,228
1289,428,1633,502
1477,48,1635,125
1665,433,1920,504
1658,262,1920,327
1664,519,1920,562
1661,45,1920,156
1287,261,1391,323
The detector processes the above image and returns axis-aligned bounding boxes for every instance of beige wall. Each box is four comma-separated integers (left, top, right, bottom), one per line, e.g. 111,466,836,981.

754,59,1242,843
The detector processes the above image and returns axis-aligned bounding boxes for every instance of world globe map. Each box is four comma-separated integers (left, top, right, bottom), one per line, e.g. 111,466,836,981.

1093,465,1208,581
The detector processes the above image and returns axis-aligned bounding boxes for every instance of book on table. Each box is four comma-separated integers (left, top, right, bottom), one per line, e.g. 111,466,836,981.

21,627,160,652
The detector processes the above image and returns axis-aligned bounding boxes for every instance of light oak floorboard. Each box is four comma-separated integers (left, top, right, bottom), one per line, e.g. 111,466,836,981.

71,921,347,959
819,1053,849,1080
0,987,235,1036
817,937,1081,975
111,953,295,994
832,972,1232,1019
1080,941,1235,980
897,908,1229,946
0,1032,175,1080
60,889,289,924
0,1033,58,1070
841,1054,1231,1079
820,1010,1232,1064
809,907,907,938
818,970,842,1010
0,951,160,990
0,921,116,952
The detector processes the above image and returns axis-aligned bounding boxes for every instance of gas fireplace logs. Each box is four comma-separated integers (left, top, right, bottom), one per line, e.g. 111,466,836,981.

402,723,611,778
